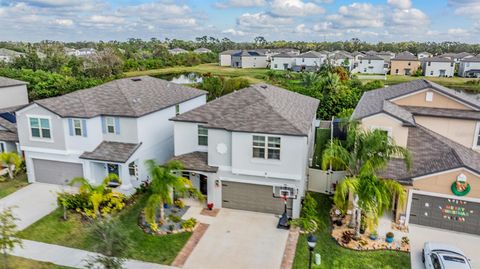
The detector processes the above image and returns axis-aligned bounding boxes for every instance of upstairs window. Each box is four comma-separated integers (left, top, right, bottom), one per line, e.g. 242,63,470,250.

105,117,116,134
29,117,51,139
252,135,281,160
198,125,208,146
476,125,480,146
73,119,83,136
175,104,180,116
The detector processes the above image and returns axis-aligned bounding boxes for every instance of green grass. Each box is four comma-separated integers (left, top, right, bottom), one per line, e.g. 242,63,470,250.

17,195,191,265
360,75,480,92
312,128,331,169
293,193,411,269
124,63,270,83
0,173,29,199
5,256,72,269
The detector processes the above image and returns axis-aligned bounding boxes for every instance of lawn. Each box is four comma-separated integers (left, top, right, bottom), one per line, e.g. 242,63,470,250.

0,173,29,199
5,256,72,269
293,193,411,269
124,63,271,83
17,195,191,265
360,75,480,92
312,128,331,169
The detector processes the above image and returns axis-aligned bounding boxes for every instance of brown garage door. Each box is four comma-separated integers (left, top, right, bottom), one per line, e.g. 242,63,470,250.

33,159,84,185
221,181,292,215
409,193,480,235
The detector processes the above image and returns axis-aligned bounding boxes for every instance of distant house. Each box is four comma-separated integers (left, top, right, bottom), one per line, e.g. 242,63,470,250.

168,48,188,55
219,50,240,66
390,51,420,75
293,51,326,71
439,52,474,63
329,52,354,71
65,48,96,57
231,51,268,68
0,48,25,63
459,57,480,78
264,48,300,61
194,48,212,54
417,52,432,59
271,53,295,71
375,51,396,69
421,57,455,77
0,76,28,109
355,54,385,74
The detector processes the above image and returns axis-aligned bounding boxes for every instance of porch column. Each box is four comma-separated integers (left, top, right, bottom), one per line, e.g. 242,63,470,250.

119,164,133,191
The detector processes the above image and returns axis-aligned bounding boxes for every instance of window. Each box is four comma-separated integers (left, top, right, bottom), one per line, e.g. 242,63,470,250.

451,62,454,67
476,124,480,146
198,125,208,146
73,119,82,136
107,163,119,176
426,91,434,102
29,117,51,139
430,71,434,76
0,142,4,153
395,69,399,74
128,162,138,178
302,58,305,62
368,60,371,64
428,62,431,66
175,104,180,116
430,254,442,269
274,64,278,68
252,135,281,160
105,117,115,134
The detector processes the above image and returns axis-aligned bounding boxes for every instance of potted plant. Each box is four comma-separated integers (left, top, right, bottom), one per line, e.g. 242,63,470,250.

401,236,409,246
386,232,394,243
106,173,121,188
369,230,378,240
207,202,214,210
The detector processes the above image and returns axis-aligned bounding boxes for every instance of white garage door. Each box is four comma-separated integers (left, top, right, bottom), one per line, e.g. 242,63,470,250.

33,159,84,185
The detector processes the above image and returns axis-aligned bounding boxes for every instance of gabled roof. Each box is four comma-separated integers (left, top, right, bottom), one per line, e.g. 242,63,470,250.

32,76,207,118
171,83,319,136
392,51,418,61
219,50,241,55
272,53,294,58
171,151,218,173
298,51,325,58
194,48,211,52
460,56,480,63
232,50,264,57
0,117,17,142
359,54,384,61
79,141,141,163
420,57,454,63
329,52,353,60
403,106,480,120
0,76,27,88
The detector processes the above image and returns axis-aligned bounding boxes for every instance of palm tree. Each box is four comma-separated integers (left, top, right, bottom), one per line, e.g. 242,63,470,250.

69,174,118,217
0,152,22,180
301,72,321,88
143,160,204,229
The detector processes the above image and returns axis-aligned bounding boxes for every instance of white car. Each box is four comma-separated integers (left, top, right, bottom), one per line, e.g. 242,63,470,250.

423,242,472,269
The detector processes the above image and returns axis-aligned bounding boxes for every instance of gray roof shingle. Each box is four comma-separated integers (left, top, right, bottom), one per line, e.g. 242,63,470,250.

172,83,319,136
392,51,418,61
79,141,141,163
171,151,218,173
359,54,384,61
420,57,454,62
34,76,207,118
403,106,480,120
0,76,27,88
298,51,325,58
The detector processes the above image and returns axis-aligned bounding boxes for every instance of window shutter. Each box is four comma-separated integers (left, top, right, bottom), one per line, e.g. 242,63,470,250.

101,117,106,134
68,118,74,136
82,119,87,137
115,117,120,135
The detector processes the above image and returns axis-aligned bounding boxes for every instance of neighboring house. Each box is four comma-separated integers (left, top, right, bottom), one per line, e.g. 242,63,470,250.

390,51,420,75
16,76,207,194
329,52,354,71
270,53,295,71
264,48,300,61
0,48,25,63
438,52,474,63
375,51,396,70
194,48,212,54
168,48,188,55
352,79,480,235
421,57,455,77
0,77,29,109
219,50,240,66
293,51,326,71
231,51,268,68
0,107,21,153
458,57,480,78
170,84,319,218
355,54,385,74
417,52,432,59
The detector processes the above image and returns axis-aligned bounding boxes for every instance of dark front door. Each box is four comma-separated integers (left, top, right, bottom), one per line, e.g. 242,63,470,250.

409,193,480,235
107,164,119,176
200,174,208,196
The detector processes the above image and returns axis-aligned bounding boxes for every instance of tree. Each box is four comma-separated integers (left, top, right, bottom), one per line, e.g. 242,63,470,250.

290,193,323,233
0,207,22,269
85,218,131,269
143,160,204,230
0,152,22,180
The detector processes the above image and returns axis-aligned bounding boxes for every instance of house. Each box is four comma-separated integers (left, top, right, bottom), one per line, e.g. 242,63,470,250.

15,76,207,194
293,51,326,71
264,48,300,61
421,57,455,77
0,76,29,109
270,53,295,71
0,48,25,63
459,57,480,78
390,51,420,75
168,48,188,55
355,54,385,74
219,50,240,66
329,52,354,71
0,107,19,153
375,51,396,69
352,79,480,235
417,52,432,59
65,48,96,57
194,48,212,54
231,50,268,68
170,84,319,218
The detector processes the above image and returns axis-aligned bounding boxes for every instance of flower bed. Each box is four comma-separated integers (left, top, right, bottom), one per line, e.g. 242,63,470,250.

139,204,198,235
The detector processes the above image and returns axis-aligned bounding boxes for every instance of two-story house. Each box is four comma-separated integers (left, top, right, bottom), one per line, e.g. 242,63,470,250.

231,51,268,68
293,51,326,72
355,54,385,74
16,76,206,194
390,51,420,75
459,56,480,78
170,84,319,218
271,53,295,71
421,57,455,77
352,79,480,235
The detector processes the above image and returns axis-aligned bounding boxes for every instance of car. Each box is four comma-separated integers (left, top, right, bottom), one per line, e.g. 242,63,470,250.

423,242,472,269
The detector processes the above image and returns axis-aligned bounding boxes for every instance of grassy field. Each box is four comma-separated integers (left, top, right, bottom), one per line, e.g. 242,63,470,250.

0,173,29,199
124,63,270,83
17,195,191,265
5,256,72,269
293,193,411,269
360,75,480,92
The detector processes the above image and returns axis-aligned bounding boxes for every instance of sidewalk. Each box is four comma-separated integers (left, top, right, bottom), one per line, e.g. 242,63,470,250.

10,239,179,269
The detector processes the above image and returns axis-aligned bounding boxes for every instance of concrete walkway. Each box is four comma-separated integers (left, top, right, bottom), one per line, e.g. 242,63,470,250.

0,183,75,230
11,240,178,269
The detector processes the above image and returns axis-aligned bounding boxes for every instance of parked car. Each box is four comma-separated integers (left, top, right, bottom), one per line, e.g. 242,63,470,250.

423,242,472,269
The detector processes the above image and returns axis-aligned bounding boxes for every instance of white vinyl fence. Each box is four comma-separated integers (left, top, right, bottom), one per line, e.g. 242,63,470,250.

308,168,347,194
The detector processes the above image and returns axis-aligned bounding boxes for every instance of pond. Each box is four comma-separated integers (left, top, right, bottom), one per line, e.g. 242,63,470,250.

155,72,203,84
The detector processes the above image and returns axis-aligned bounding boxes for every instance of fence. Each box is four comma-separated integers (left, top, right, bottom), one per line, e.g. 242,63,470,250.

308,168,347,194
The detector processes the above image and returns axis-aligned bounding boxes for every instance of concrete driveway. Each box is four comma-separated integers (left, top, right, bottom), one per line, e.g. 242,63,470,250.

183,209,289,269
409,224,480,269
0,183,73,230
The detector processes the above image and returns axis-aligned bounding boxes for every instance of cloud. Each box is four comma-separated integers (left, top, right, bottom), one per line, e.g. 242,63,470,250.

215,0,267,8
294,24,312,33
222,28,247,36
387,0,412,10
327,3,384,29
237,12,294,28
270,0,325,17
53,18,74,26
390,8,429,27
447,28,469,36
448,0,480,16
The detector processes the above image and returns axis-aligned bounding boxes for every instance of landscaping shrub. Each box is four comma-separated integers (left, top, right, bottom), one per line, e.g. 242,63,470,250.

222,77,250,95
58,189,126,219
168,214,182,223
174,200,185,209
181,218,197,230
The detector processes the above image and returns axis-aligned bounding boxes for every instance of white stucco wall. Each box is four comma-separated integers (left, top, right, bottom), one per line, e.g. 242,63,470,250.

356,59,385,74
271,57,295,70
219,55,232,66
423,61,455,77
294,57,324,67
173,121,208,156
459,61,480,77
207,129,232,170
0,84,28,109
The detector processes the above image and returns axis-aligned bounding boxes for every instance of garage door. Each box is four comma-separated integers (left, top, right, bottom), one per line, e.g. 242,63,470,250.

409,193,480,235
33,159,84,185
222,182,292,215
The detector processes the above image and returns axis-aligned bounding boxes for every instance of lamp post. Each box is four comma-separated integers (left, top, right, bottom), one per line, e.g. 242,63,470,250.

307,234,317,269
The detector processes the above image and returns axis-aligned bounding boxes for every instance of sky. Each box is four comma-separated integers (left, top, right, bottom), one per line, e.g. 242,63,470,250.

0,0,479,43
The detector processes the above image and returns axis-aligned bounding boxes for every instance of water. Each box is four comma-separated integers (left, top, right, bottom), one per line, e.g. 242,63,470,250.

157,72,203,84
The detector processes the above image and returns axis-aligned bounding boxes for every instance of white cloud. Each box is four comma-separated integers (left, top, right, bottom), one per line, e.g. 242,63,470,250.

270,0,325,17
294,24,311,33
387,0,412,10
53,18,74,26
447,28,469,36
327,3,384,29
448,0,480,16
237,12,294,28
222,28,247,36
390,8,429,27
313,22,332,31
215,0,267,8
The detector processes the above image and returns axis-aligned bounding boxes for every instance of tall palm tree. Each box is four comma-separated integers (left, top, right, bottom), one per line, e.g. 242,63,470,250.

0,152,22,180
143,160,204,228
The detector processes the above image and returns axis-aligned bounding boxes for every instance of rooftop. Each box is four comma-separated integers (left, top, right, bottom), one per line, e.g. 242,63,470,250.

171,151,218,173
392,51,418,61
79,141,141,163
0,76,28,88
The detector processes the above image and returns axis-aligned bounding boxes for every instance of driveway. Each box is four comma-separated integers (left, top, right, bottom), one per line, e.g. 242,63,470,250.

183,209,289,269
409,224,480,269
0,183,73,230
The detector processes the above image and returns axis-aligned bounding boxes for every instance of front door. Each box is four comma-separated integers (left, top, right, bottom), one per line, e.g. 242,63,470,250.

439,70,446,77
107,164,119,176
404,68,411,75
200,174,208,196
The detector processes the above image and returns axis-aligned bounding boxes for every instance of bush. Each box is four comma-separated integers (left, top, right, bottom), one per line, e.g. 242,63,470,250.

169,214,182,223
222,77,250,95
174,199,185,209
181,218,197,230
58,190,126,218
58,192,91,210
